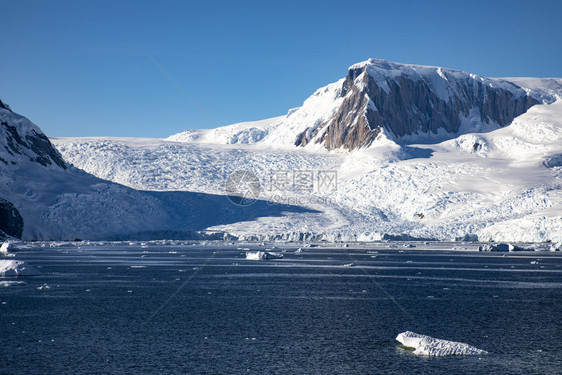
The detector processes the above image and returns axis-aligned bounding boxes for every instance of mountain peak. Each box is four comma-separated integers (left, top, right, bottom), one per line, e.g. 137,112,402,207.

291,59,540,150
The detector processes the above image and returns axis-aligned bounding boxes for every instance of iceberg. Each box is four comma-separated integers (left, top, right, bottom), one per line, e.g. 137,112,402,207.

396,331,487,356
0,241,10,254
245,251,283,260
0,260,41,277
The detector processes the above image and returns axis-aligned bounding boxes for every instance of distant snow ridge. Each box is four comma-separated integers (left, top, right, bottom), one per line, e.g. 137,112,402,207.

396,331,487,356
167,117,283,145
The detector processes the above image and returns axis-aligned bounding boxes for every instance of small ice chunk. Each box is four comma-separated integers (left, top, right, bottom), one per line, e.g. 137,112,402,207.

396,331,487,356
549,243,561,252
0,260,41,277
245,251,283,260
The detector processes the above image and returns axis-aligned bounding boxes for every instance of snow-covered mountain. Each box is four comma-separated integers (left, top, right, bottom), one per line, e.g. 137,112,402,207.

52,59,562,243
293,59,539,150
168,59,560,151
5,58,562,242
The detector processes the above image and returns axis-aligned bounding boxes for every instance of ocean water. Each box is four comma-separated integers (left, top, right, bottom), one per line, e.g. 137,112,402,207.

1,243,561,374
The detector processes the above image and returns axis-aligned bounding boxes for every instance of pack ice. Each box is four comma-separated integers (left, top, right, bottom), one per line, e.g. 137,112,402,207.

396,331,487,356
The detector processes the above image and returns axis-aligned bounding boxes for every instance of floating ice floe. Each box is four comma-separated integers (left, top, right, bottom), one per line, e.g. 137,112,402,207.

0,260,41,277
396,331,487,356
245,251,283,260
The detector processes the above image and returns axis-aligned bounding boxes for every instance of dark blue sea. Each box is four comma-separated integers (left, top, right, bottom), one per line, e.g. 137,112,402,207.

1,242,561,374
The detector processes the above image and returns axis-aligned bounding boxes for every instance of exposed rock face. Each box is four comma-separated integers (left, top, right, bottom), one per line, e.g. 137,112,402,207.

0,101,66,169
296,59,539,150
0,198,24,239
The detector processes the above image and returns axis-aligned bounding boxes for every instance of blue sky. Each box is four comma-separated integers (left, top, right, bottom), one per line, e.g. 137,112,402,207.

1,0,561,137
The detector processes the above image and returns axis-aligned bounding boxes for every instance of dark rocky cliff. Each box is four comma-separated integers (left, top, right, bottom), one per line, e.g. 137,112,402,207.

296,59,539,150
0,198,24,239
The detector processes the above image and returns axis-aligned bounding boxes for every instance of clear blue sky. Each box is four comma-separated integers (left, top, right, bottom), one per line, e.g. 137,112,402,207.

1,0,561,137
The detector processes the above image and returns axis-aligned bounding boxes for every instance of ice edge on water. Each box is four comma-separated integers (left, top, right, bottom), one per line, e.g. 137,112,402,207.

396,331,487,356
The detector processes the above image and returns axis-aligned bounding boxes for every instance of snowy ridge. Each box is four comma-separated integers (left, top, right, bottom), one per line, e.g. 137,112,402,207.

499,77,562,103
167,116,284,145
167,79,346,151
350,58,532,101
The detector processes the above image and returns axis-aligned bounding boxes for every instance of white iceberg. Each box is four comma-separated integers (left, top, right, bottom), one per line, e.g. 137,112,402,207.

396,331,487,356
245,251,283,260
0,260,41,277
0,241,10,254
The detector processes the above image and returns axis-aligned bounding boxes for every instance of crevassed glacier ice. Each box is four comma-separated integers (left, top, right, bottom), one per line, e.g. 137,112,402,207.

396,331,487,356
0,260,41,277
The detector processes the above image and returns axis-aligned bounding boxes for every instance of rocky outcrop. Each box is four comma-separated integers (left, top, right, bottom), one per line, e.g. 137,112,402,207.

296,59,540,150
0,198,24,239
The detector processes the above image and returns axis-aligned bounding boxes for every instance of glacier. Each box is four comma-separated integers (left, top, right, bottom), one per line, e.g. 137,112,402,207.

396,331,487,356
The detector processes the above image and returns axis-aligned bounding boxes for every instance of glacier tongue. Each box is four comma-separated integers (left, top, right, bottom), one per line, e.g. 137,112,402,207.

396,331,487,356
